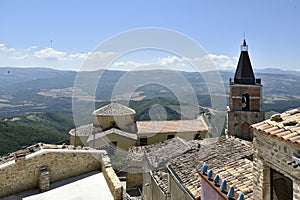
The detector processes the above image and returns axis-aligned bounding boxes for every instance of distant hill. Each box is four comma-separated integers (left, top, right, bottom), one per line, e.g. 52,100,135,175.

0,112,73,156
0,67,299,117
254,68,300,77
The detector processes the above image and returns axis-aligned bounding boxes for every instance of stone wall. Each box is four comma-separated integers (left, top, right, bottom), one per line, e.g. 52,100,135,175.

100,151,123,200
229,85,262,111
253,131,300,200
0,149,123,200
227,111,264,140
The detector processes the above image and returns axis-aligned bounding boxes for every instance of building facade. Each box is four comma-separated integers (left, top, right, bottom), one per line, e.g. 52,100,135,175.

252,107,300,200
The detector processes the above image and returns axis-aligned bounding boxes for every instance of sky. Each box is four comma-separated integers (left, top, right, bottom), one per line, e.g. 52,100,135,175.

0,0,300,71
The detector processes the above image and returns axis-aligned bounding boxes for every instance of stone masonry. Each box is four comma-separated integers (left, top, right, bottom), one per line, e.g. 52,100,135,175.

253,132,300,200
0,146,123,200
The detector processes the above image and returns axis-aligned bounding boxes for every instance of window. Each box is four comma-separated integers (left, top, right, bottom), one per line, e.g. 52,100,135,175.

112,141,117,147
110,121,116,127
242,93,250,111
270,168,293,200
167,135,175,140
194,133,200,140
140,137,148,146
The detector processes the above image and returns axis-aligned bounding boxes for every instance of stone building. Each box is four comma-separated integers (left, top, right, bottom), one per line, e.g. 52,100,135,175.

227,39,265,140
69,102,208,151
136,119,207,146
92,103,137,133
251,107,300,200
0,143,123,199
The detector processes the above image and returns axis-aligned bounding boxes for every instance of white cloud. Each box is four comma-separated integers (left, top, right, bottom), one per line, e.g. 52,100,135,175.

34,48,67,61
0,44,15,52
27,45,38,51
187,54,237,70
0,43,7,51
111,61,155,70
86,51,118,60
205,54,237,69
69,51,117,60
69,52,87,60
9,54,29,60
157,55,186,66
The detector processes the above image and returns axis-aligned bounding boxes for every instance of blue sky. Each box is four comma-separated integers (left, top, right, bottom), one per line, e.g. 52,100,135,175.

0,0,299,71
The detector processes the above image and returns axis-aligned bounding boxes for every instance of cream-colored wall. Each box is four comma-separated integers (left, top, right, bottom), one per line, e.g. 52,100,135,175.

93,114,136,132
93,134,137,151
138,131,207,146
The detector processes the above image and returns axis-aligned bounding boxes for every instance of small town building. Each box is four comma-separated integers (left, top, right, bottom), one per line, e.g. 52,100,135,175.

136,119,207,146
251,107,300,200
69,103,208,151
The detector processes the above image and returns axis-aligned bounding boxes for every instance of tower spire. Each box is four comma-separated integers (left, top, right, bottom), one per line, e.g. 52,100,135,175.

234,39,255,84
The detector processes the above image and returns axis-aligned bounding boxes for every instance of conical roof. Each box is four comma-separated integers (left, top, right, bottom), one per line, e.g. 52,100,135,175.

92,103,136,116
234,40,255,85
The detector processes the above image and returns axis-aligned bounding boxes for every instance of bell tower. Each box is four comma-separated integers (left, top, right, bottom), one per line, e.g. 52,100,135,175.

227,40,265,141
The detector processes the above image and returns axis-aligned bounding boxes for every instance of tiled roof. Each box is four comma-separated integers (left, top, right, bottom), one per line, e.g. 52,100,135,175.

139,137,253,199
252,107,300,146
87,128,137,142
143,137,190,170
137,119,207,135
92,103,136,116
211,158,253,199
0,143,92,165
69,124,94,136
167,137,253,199
128,137,191,170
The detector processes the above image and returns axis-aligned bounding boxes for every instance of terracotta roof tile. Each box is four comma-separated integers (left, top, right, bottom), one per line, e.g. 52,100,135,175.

148,137,253,198
289,135,300,142
251,121,265,128
252,107,300,147
137,119,208,134
276,130,292,137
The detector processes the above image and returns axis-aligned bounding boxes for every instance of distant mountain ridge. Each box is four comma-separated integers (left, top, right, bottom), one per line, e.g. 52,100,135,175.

254,68,300,76
0,66,299,117
0,66,299,156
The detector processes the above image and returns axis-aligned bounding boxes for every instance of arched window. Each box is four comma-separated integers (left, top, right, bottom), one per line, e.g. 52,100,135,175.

242,93,250,111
